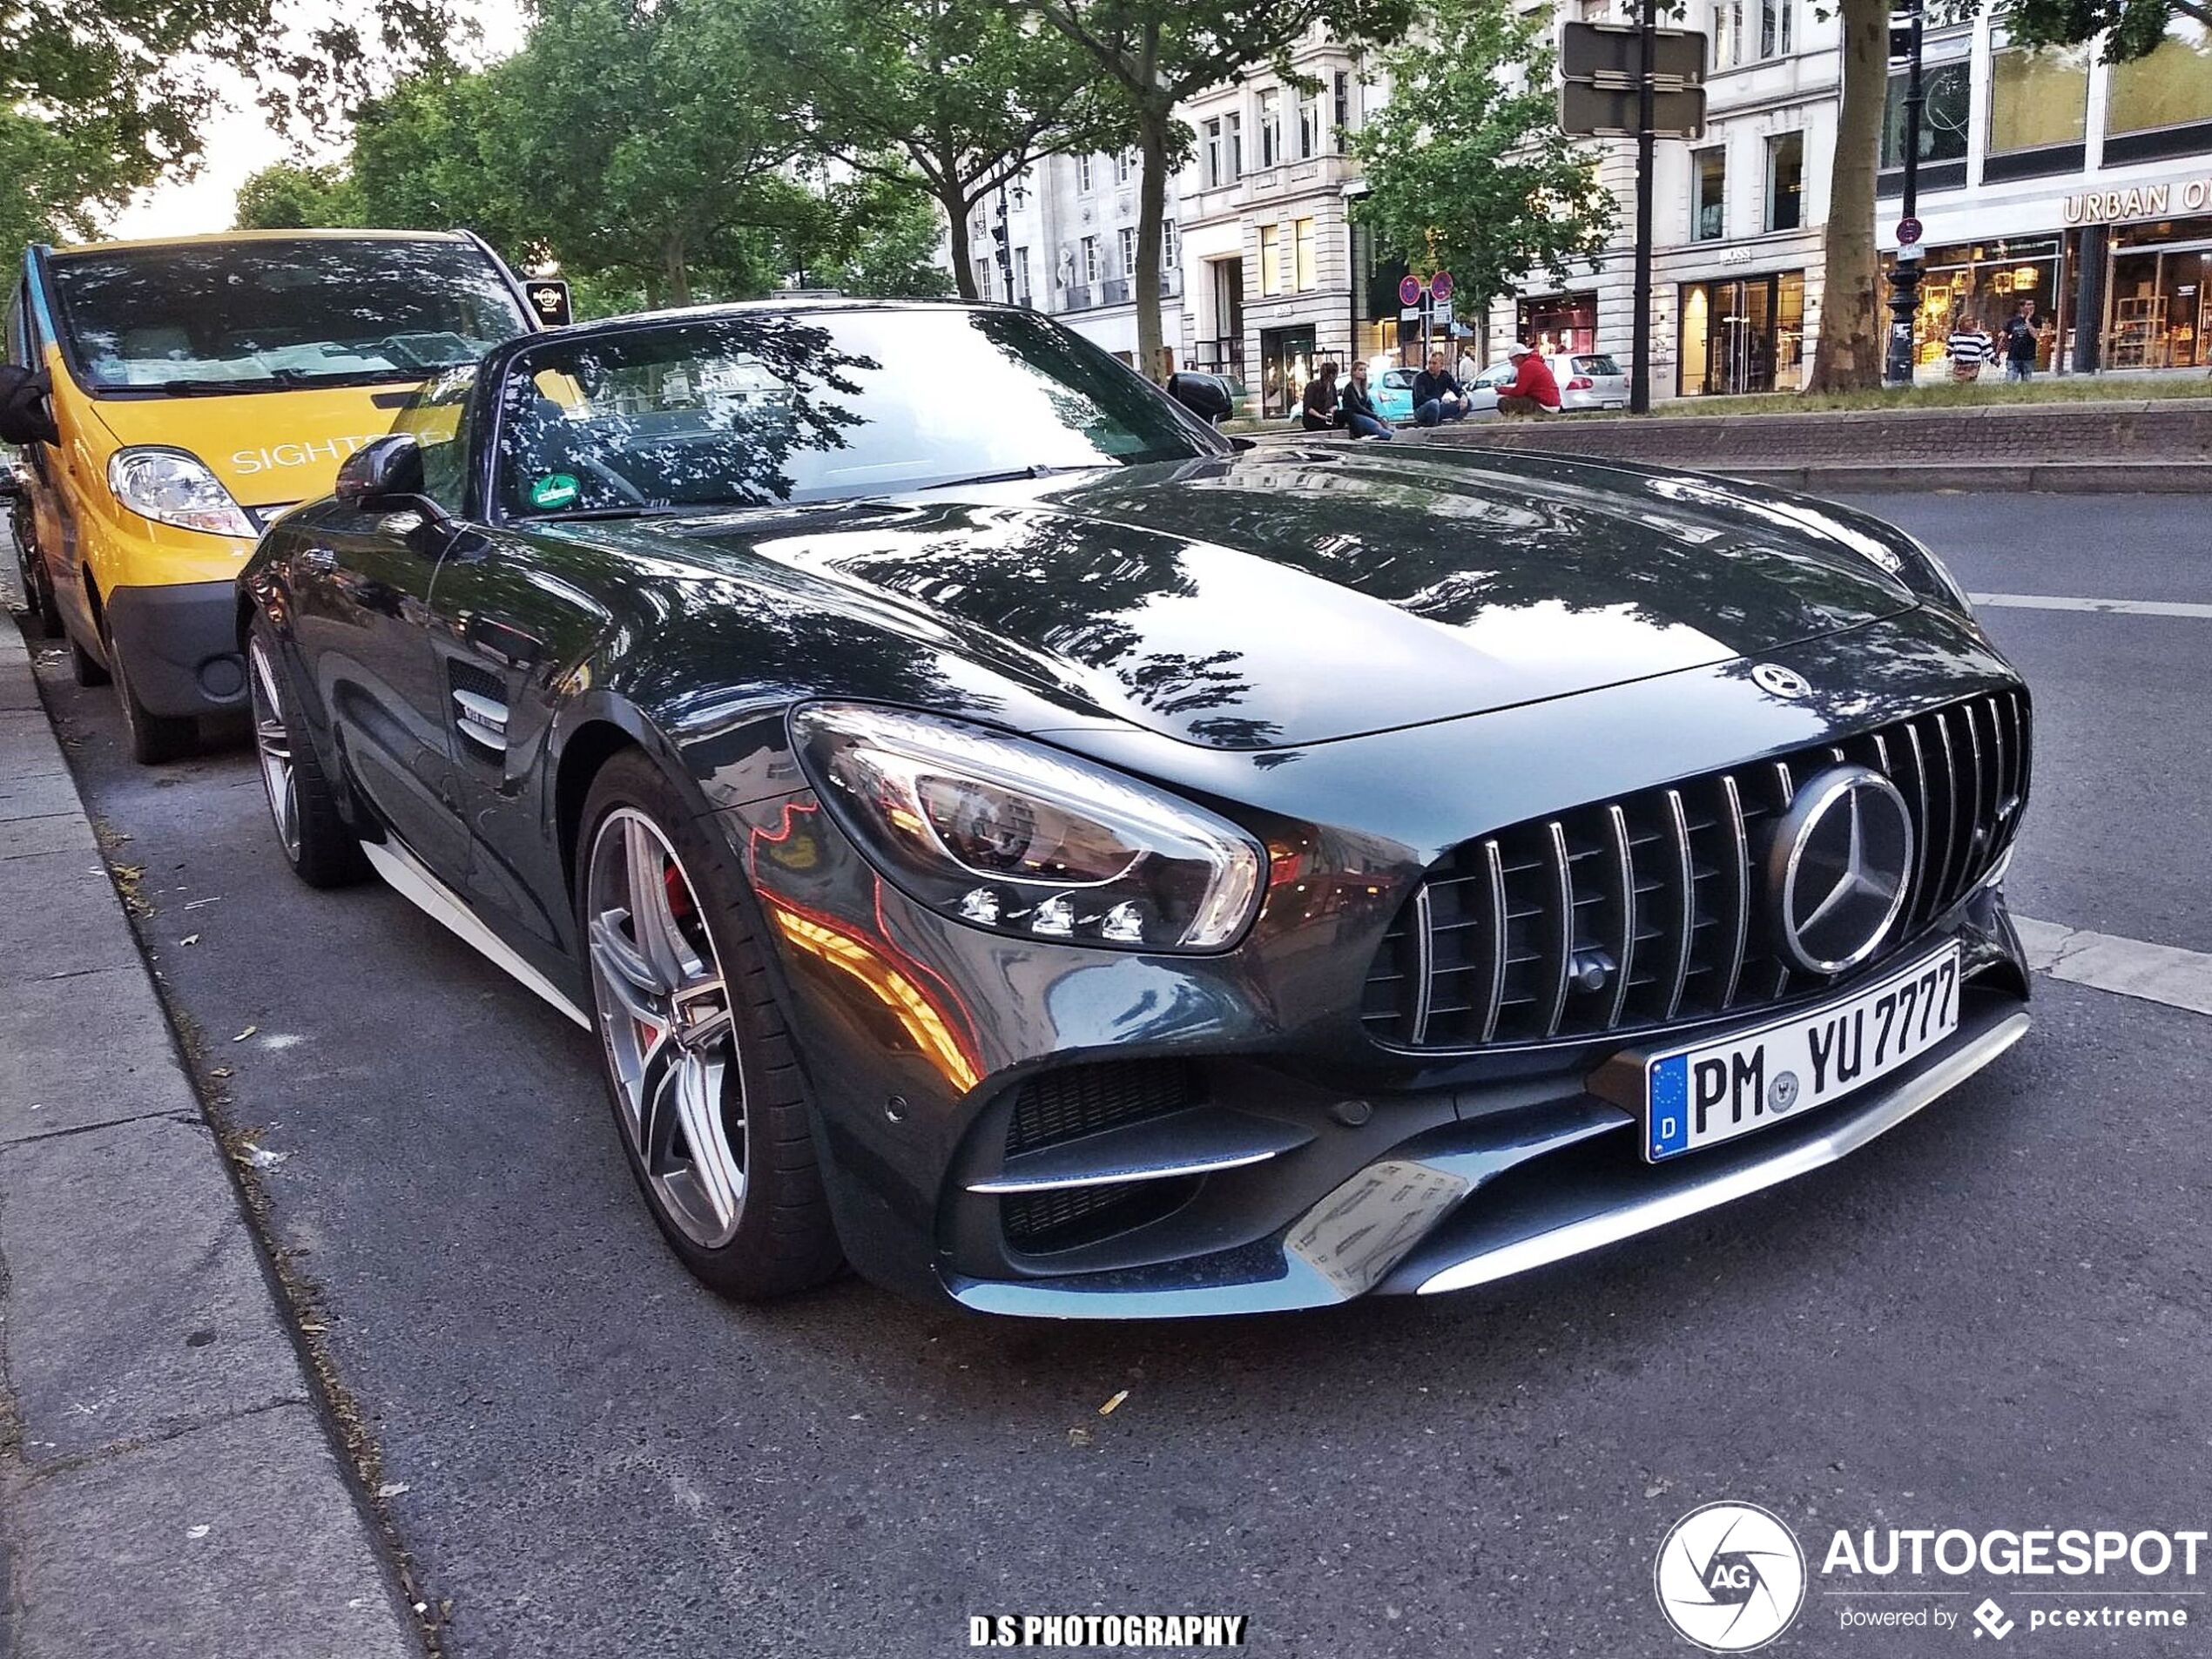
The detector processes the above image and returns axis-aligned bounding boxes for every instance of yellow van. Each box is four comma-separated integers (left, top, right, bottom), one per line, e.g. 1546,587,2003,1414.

1,231,537,760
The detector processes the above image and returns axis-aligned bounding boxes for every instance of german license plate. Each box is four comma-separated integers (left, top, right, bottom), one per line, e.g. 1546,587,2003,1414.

1643,942,1961,1162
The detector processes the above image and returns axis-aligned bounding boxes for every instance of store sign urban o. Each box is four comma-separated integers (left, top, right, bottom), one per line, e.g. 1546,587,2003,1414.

2062,176,2212,226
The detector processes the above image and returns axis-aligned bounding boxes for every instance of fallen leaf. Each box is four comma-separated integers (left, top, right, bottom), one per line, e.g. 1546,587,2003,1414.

1098,1390,1130,1417
232,1026,257,1042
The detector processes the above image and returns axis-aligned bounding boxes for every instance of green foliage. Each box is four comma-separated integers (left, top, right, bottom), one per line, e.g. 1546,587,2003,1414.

2010,0,2210,60
772,0,1121,297
1350,0,1615,317
0,108,145,249
233,163,359,229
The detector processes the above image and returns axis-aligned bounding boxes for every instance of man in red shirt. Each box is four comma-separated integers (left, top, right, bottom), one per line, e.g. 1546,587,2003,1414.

1496,342,1561,416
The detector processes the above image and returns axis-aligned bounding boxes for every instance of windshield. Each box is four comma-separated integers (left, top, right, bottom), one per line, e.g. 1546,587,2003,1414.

51,238,530,393
491,306,1222,519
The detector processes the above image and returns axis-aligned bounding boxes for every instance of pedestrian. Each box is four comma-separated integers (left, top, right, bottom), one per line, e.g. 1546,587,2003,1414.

1338,359,1394,441
2000,300,2043,383
1946,314,1993,382
1299,361,1340,432
1494,342,1562,417
1411,351,1472,427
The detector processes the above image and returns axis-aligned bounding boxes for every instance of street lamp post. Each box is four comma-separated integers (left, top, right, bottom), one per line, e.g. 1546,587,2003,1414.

1883,0,1927,388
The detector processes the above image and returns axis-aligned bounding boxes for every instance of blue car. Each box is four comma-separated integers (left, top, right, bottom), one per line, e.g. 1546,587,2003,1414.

1372,367,1417,424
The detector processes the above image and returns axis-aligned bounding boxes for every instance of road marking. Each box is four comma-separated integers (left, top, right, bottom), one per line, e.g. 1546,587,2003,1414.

1970,592,2212,619
2015,916,2212,1018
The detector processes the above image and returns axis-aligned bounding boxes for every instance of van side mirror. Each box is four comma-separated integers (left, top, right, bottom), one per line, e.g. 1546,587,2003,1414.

334,435,428,512
1166,372,1232,424
0,368,59,448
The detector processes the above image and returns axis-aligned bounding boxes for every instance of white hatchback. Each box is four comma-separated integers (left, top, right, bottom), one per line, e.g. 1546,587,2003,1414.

1465,353,1629,415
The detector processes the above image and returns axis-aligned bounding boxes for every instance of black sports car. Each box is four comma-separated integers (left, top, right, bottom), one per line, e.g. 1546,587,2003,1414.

238,299,2032,1317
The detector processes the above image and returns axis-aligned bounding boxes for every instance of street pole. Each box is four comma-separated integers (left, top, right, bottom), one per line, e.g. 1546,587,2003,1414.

1884,0,1926,388
1629,0,1657,414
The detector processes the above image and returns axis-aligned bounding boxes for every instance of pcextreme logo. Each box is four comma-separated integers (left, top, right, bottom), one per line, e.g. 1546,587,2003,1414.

1655,1502,1809,1652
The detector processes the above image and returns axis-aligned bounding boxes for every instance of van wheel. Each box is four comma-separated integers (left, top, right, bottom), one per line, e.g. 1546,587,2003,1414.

107,633,196,765
14,532,60,638
69,633,110,687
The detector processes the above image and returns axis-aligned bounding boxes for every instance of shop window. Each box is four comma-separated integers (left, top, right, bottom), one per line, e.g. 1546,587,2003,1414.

1259,225,1282,295
1517,293,1600,354
2107,22,2212,135
1766,132,1804,232
1692,146,1727,240
1293,217,1318,291
1882,63,1972,165
1990,44,2091,152
1258,90,1283,169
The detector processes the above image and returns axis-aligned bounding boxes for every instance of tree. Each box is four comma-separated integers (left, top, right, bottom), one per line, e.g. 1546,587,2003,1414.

3,0,454,248
1806,0,1890,391
233,162,359,229
1014,0,1415,378
2013,0,2209,53
1350,0,1614,339
773,0,1120,300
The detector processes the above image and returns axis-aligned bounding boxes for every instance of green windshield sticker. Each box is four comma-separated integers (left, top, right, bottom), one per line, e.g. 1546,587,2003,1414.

529,473,580,510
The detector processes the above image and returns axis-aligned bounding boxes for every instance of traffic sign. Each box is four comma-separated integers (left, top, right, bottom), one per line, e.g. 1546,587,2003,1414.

1561,21,1707,83
1560,81,1707,139
1896,215,1924,246
1399,274,1424,307
1429,270,1454,304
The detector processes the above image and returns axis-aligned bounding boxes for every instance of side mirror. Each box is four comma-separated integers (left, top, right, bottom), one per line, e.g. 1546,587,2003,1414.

0,368,59,448
334,434,428,513
1166,372,1231,424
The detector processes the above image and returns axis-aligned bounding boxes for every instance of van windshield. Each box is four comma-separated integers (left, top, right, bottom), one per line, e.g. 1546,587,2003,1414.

50,238,531,395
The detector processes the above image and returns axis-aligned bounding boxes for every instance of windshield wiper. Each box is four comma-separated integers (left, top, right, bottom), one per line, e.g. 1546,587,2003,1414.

907,462,1109,492
146,370,310,395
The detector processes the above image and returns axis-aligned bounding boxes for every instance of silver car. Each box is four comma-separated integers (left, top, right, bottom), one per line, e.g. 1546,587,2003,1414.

1466,353,1629,415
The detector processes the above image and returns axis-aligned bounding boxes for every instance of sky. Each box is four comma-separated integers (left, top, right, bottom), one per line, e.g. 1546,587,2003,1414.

104,2,529,240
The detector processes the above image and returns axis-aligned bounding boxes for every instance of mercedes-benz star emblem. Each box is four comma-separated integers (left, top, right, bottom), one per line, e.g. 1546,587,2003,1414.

1750,663,1811,699
1766,765,1915,974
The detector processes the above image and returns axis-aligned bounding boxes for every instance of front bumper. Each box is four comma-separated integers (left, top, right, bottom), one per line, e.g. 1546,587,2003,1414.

103,581,248,718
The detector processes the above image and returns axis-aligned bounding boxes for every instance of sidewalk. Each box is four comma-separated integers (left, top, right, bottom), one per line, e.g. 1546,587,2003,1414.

0,603,420,1657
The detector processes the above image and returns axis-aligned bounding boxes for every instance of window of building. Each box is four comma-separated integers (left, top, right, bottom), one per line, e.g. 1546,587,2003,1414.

1116,149,1136,184
1881,63,1973,165
1298,90,1321,159
1760,0,1792,60
1258,90,1282,168
1293,217,1318,290
1010,178,1027,211
1692,145,1727,240
1076,152,1094,192
1226,112,1243,180
1715,0,1791,68
1013,246,1030,303
1990,44,2091,152
1766,132,1804,232
976,260,995,300
1259,225,1282,294
1332,71,1352,145
1118,226,1136,275
2107,21,2212,136
1163,221,1178,271
1080,235,1100,286
1204,115,1244,187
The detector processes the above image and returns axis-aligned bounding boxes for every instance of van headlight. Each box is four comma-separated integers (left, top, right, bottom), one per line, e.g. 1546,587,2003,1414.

792,704,1266,952
107,448,256,538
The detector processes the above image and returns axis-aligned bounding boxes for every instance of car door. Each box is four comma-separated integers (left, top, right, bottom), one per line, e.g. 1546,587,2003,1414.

426,529,613,964
285,500,469,882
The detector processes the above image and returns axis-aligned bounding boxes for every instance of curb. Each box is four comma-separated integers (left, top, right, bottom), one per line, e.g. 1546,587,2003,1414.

0,610,421,1658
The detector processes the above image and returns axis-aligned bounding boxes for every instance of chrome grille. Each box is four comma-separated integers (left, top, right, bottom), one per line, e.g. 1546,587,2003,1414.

1361,691,2029,1050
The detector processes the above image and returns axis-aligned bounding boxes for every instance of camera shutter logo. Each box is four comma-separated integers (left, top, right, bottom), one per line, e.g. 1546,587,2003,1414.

1654,1502,1806,1652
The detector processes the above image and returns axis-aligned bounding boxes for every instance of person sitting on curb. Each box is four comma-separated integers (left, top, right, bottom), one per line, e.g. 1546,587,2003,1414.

1495,342,1561,417
1411,351,1472,427
1299,361,1340,432
1338,360,1394,441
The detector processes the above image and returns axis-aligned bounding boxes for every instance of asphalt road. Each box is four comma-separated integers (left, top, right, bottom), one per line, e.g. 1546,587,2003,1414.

19,494,2212,1657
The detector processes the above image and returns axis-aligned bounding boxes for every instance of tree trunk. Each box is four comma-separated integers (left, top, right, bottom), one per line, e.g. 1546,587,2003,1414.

1134,107,1170,381
942,184,981,301
1807,0,1886,392
664,237,693,308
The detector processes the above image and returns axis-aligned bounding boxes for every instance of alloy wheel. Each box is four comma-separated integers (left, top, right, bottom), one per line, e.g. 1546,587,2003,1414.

584,807,746,1248
246,636,300,860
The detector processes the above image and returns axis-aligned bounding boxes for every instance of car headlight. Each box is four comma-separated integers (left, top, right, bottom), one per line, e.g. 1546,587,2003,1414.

792,703,1265,952
107,448,256,538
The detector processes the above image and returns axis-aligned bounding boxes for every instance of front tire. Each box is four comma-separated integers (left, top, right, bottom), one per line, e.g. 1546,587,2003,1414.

106,628,196,765
69,631,109,686
577,751,842,1300
246,618,370,887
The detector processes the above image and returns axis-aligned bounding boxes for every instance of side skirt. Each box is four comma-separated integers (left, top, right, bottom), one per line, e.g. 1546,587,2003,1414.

358,836,592,1030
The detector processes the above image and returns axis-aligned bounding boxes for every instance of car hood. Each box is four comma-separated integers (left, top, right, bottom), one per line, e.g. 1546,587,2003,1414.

624,446,1922,752
84,383,419,508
